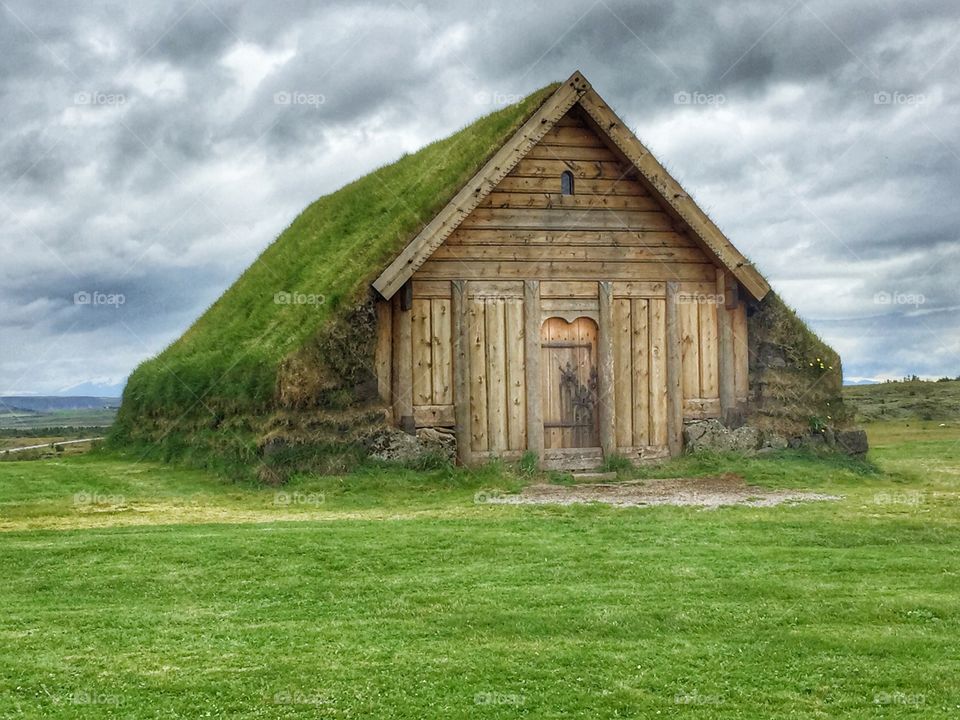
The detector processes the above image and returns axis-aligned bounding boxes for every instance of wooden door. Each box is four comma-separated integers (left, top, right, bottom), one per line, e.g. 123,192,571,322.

541,317,600,449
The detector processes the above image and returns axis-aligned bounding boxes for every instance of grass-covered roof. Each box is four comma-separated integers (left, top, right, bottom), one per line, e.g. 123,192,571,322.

120,84,560,420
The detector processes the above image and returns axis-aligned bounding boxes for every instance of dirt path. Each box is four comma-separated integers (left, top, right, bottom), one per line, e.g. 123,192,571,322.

485,475,841,509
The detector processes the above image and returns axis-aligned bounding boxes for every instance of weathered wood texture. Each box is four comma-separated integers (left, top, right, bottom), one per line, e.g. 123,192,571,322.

665,282,683,456
374,73,591,298
523,281,543,460
392,293,414,433
597,282,615,456
374,299,392,404
460,286,529,455
541,315,600,449
392,104,745,461
451,280,471,464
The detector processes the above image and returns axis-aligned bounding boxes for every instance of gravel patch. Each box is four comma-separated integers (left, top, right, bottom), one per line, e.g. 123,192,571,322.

484,475,841,509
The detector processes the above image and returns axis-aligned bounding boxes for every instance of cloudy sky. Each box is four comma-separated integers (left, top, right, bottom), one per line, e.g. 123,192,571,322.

1,0,957,395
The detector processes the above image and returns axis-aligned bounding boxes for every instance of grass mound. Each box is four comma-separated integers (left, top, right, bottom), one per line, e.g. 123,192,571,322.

115,85,559,431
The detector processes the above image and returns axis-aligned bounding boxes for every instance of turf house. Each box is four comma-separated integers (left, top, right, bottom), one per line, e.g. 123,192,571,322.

116,72,853,477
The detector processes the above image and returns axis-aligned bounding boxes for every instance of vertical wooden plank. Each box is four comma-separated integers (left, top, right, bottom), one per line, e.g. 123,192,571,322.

732,302,749,402
431,298,453,404
598,282,615,457
542,318,562,450
717,270,735,417
631,298,650,447
612,298,633,448
524,280,543,460
485,300,508,453
468,298,488,452
411,298,433,406
665,282,683,456
505,298,527,451
680,299,700,400
648,298,667,447
374,298,392,404
451,281,472,465
393,294,414,434
699,300,719,399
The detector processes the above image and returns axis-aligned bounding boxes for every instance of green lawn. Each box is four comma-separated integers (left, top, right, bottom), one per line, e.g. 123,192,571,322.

0,422,958,718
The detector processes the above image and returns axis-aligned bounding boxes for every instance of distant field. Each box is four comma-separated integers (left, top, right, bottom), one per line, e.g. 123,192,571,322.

0,407,117,431
843,378,960,423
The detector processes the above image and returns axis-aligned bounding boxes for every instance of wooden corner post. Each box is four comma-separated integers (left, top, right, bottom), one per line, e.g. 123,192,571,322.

393,280,415,434
451,280,473,465
523,280,543,463
598,281,616,458
665,281,683,456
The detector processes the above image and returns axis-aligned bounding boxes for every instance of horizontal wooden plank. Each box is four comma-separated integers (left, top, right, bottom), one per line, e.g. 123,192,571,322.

446,229,698,248
479,192,659,211
411,280,451,298
610,281,719,298
525,143,619,162
414,404,455,427
431,245,708,264
542,298,599,315
538,125,607,147
460,208,676,231
416,260,717,282
495,176,644,195
509,158,634,181
541,281,598,298
554,114,586,128
465,280,524,298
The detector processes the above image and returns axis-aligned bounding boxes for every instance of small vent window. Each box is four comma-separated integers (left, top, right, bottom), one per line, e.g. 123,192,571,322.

561,170,574,195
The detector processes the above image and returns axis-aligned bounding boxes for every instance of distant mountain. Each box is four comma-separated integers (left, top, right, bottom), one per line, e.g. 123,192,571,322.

844,378,880,386
55,380,126,397
0,396,121,413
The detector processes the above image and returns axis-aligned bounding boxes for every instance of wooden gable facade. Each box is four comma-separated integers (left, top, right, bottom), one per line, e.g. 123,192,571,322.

372,72,768,469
